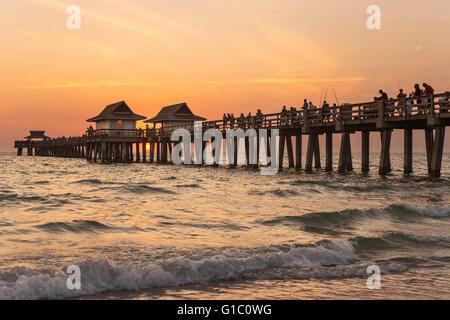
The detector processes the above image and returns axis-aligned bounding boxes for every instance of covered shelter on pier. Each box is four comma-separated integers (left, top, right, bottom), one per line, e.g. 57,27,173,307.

87,101,146,131
25,131,50,141
144,103,206,129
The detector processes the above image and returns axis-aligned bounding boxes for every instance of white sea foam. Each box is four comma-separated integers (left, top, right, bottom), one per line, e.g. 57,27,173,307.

0,240,357,300
402,204,450,218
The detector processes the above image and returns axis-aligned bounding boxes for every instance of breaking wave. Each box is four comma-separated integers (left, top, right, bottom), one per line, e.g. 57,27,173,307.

0,240,362,299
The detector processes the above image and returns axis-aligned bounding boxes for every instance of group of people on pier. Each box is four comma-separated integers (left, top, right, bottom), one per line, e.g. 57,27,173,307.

222,110,265,130
377,83,449,116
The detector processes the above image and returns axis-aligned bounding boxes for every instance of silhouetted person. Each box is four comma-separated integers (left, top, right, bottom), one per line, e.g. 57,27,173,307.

322,100,330,120
238,113,245,128
414,84,424,113
255,109,264,127
223,113,228,129
397,89,407,116
281,106,288,126
423,83,435,113
423,83,434,96
247,112,253,128
378,90,388,101
229,113,235,129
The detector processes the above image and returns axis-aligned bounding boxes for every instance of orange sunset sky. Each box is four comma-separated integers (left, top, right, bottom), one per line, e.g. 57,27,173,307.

0,0,449,151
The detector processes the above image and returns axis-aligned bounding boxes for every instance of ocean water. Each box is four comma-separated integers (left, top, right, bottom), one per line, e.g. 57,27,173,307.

0,151,449,300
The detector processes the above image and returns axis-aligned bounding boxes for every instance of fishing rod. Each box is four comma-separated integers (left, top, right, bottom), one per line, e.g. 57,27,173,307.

332,86,340,106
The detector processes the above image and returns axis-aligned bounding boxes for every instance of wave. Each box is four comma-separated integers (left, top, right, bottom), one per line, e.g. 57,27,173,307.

0,240,361,299
123,184,177,195
261,203,450,228
0,193,48,203
35,220,117,233
249,188,299,197
353,233,450,251
174,184,201,188
72,179,104,185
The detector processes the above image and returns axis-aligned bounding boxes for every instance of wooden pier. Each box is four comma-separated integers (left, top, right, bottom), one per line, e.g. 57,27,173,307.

14,92,450,177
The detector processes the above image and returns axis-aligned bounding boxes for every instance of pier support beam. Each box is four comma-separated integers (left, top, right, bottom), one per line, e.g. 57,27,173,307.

430,127,445,177
313,134,321,169
286,136,295,168
93,143,98,162
361,131,370,173
305,134,314,172
338,133,350,174
325,133,333,171
380,131,391,172
150,142,155,163
278,135,286,171
425,129,434,175
345,134,353,172
245,137,250,166
404,129,413,174
295,134,302,169
136,142,140,163
156,142,161,163
142,142,147,163
379,129,392,175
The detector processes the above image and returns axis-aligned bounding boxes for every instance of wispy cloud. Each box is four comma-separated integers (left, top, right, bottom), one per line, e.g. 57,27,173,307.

84,40,118,55
102,0,206,39
207,77,367,85
19,80,159,89
31,0,170,42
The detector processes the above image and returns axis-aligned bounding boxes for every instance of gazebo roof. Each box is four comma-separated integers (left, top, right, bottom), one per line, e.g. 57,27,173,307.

87,101,146,122
144,103,206,123
25,131,49,140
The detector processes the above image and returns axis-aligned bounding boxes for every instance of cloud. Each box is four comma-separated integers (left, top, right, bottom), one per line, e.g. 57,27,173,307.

415,45,423,51
207,77,367,85
31,0,169,42
84,40,118,55
18,80,159,89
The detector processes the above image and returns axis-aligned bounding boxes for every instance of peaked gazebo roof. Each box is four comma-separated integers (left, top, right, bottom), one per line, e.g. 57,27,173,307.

144,103,206,124
25,131,50,140
86,101,146,122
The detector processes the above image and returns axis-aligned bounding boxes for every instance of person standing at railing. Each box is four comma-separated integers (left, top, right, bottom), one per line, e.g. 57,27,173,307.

223,113,228,130
238,113,245,129
413,84,424,114
255,109,263,128
281,106,289,126
397,89,407,116
423,83,435,113
322,101,330,121
301,99,308,122
247,112,253,129
229,113,235,129
308,102,317,121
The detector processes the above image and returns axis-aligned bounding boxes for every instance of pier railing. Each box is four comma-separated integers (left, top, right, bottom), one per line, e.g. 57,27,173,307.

148,92,450,137
15,92,450,143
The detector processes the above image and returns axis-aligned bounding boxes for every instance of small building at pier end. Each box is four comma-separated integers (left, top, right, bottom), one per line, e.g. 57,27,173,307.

86,101,146,135
25,131,50,141
144,102,206,129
